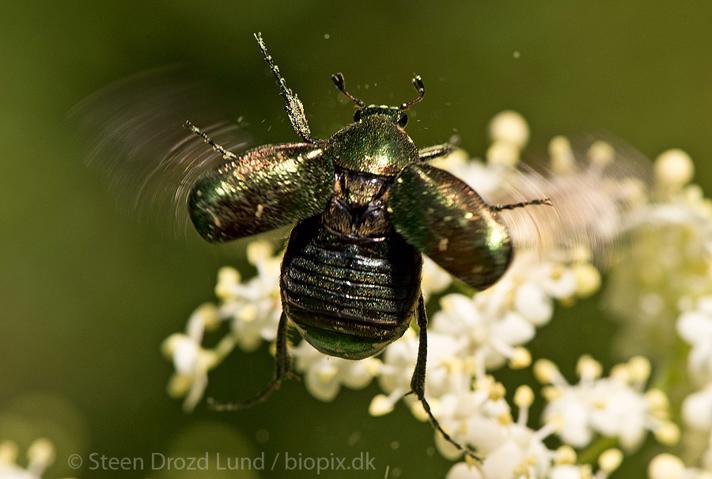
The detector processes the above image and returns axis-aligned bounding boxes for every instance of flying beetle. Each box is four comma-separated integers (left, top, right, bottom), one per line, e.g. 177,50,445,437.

179,33,552,457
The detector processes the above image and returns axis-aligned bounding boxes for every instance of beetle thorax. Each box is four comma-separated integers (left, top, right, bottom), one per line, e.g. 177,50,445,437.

326,115,418,176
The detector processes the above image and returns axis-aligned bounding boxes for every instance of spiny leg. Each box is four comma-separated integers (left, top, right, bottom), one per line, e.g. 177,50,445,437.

491,197,553,212
184,120,236,160
409,294,481,461
418,143,457,161
209,312,293,411
253,32,315,143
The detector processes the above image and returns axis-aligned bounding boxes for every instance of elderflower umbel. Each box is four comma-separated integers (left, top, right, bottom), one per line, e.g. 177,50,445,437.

606,148,712,358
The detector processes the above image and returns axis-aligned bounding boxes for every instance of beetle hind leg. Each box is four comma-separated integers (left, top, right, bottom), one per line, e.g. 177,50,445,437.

208,312,295,411
409,295,482,462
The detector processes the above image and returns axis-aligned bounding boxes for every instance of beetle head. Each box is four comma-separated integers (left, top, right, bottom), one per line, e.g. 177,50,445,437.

331,73,425,128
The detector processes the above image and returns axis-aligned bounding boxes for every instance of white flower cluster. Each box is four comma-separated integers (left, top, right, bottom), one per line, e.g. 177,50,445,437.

442,354,670,479
161,241,284,411
536,356,677,450
648,296,712,478
593,143,712,478
0,439,55,479
368,249,594,419
161,111,712,478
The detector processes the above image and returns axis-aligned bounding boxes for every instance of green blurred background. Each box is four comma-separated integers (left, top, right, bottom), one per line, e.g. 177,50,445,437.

2,1,711,477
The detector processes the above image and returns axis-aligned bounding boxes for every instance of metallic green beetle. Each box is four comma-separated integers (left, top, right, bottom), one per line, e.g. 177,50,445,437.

187,33,550,458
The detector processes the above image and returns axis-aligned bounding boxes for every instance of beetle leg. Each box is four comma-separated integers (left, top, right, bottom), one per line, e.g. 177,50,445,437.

491,197,553,211
184,120,237,160
209,312,293,411
254,32,315,144
418,143,456,161
409,294,481,462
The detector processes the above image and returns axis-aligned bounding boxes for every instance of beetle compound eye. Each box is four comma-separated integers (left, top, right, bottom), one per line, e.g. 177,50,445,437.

353,109,362,122
397,113,408,127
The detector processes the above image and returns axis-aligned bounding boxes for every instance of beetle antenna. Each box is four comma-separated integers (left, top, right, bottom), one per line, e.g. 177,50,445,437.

331,72,366,108
253,32,315,143
184,120,237,160
400,75,425,110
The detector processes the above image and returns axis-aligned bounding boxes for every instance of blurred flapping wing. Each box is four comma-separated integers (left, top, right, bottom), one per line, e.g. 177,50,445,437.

70,68,250,236
481,138,652,266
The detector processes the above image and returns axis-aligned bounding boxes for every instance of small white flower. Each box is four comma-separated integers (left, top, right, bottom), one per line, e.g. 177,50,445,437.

0,439,55,479
431,293,534,373
375,329,464,414
648,452,712,479
218,241,283,351
682,386,712,432
292,340,380,402
422,256,452,301
549,464,587,479
678,297,712,385
514,281,554,327
488,110,530,149
446,461,484,479
162,303,227,411
539,356,671,451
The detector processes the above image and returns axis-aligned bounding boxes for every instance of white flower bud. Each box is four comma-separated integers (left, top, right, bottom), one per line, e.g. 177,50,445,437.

549,136,576,174
573,263,601,298
0,441,19,465
627,356,652,383
486,141,520,167
598,448,623,473
587,141,615,168
215,267,240,298
534,359,560,384
447,462,483,479
488,110,529,148
653,421,680,445
369,394,394,416
554,446,577,465
654,149,694,190
514,385,535,409
648,453,686,479
576,355,602,380
247,240,274,265
27,438,55,472
682,387,712,430
509,347,532,369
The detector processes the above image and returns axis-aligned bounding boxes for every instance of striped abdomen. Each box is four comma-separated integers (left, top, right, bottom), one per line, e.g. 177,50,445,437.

281,216,422,359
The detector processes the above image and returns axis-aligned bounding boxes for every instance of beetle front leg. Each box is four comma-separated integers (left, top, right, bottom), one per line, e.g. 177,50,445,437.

254,33,315,143
209,312,294,411
409,294,481,461
418,143,457,161
491,197,553,212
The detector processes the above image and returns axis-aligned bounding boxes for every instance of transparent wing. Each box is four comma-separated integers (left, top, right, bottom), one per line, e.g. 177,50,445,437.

70,67,251,236
435,138,652,267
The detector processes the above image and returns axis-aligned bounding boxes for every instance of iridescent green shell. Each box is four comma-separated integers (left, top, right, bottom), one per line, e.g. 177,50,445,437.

325,115,418,176
388,163,513,290
188,143,332,242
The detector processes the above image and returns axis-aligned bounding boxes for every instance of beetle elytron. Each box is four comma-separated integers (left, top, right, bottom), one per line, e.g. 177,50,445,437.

186,33,550,457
